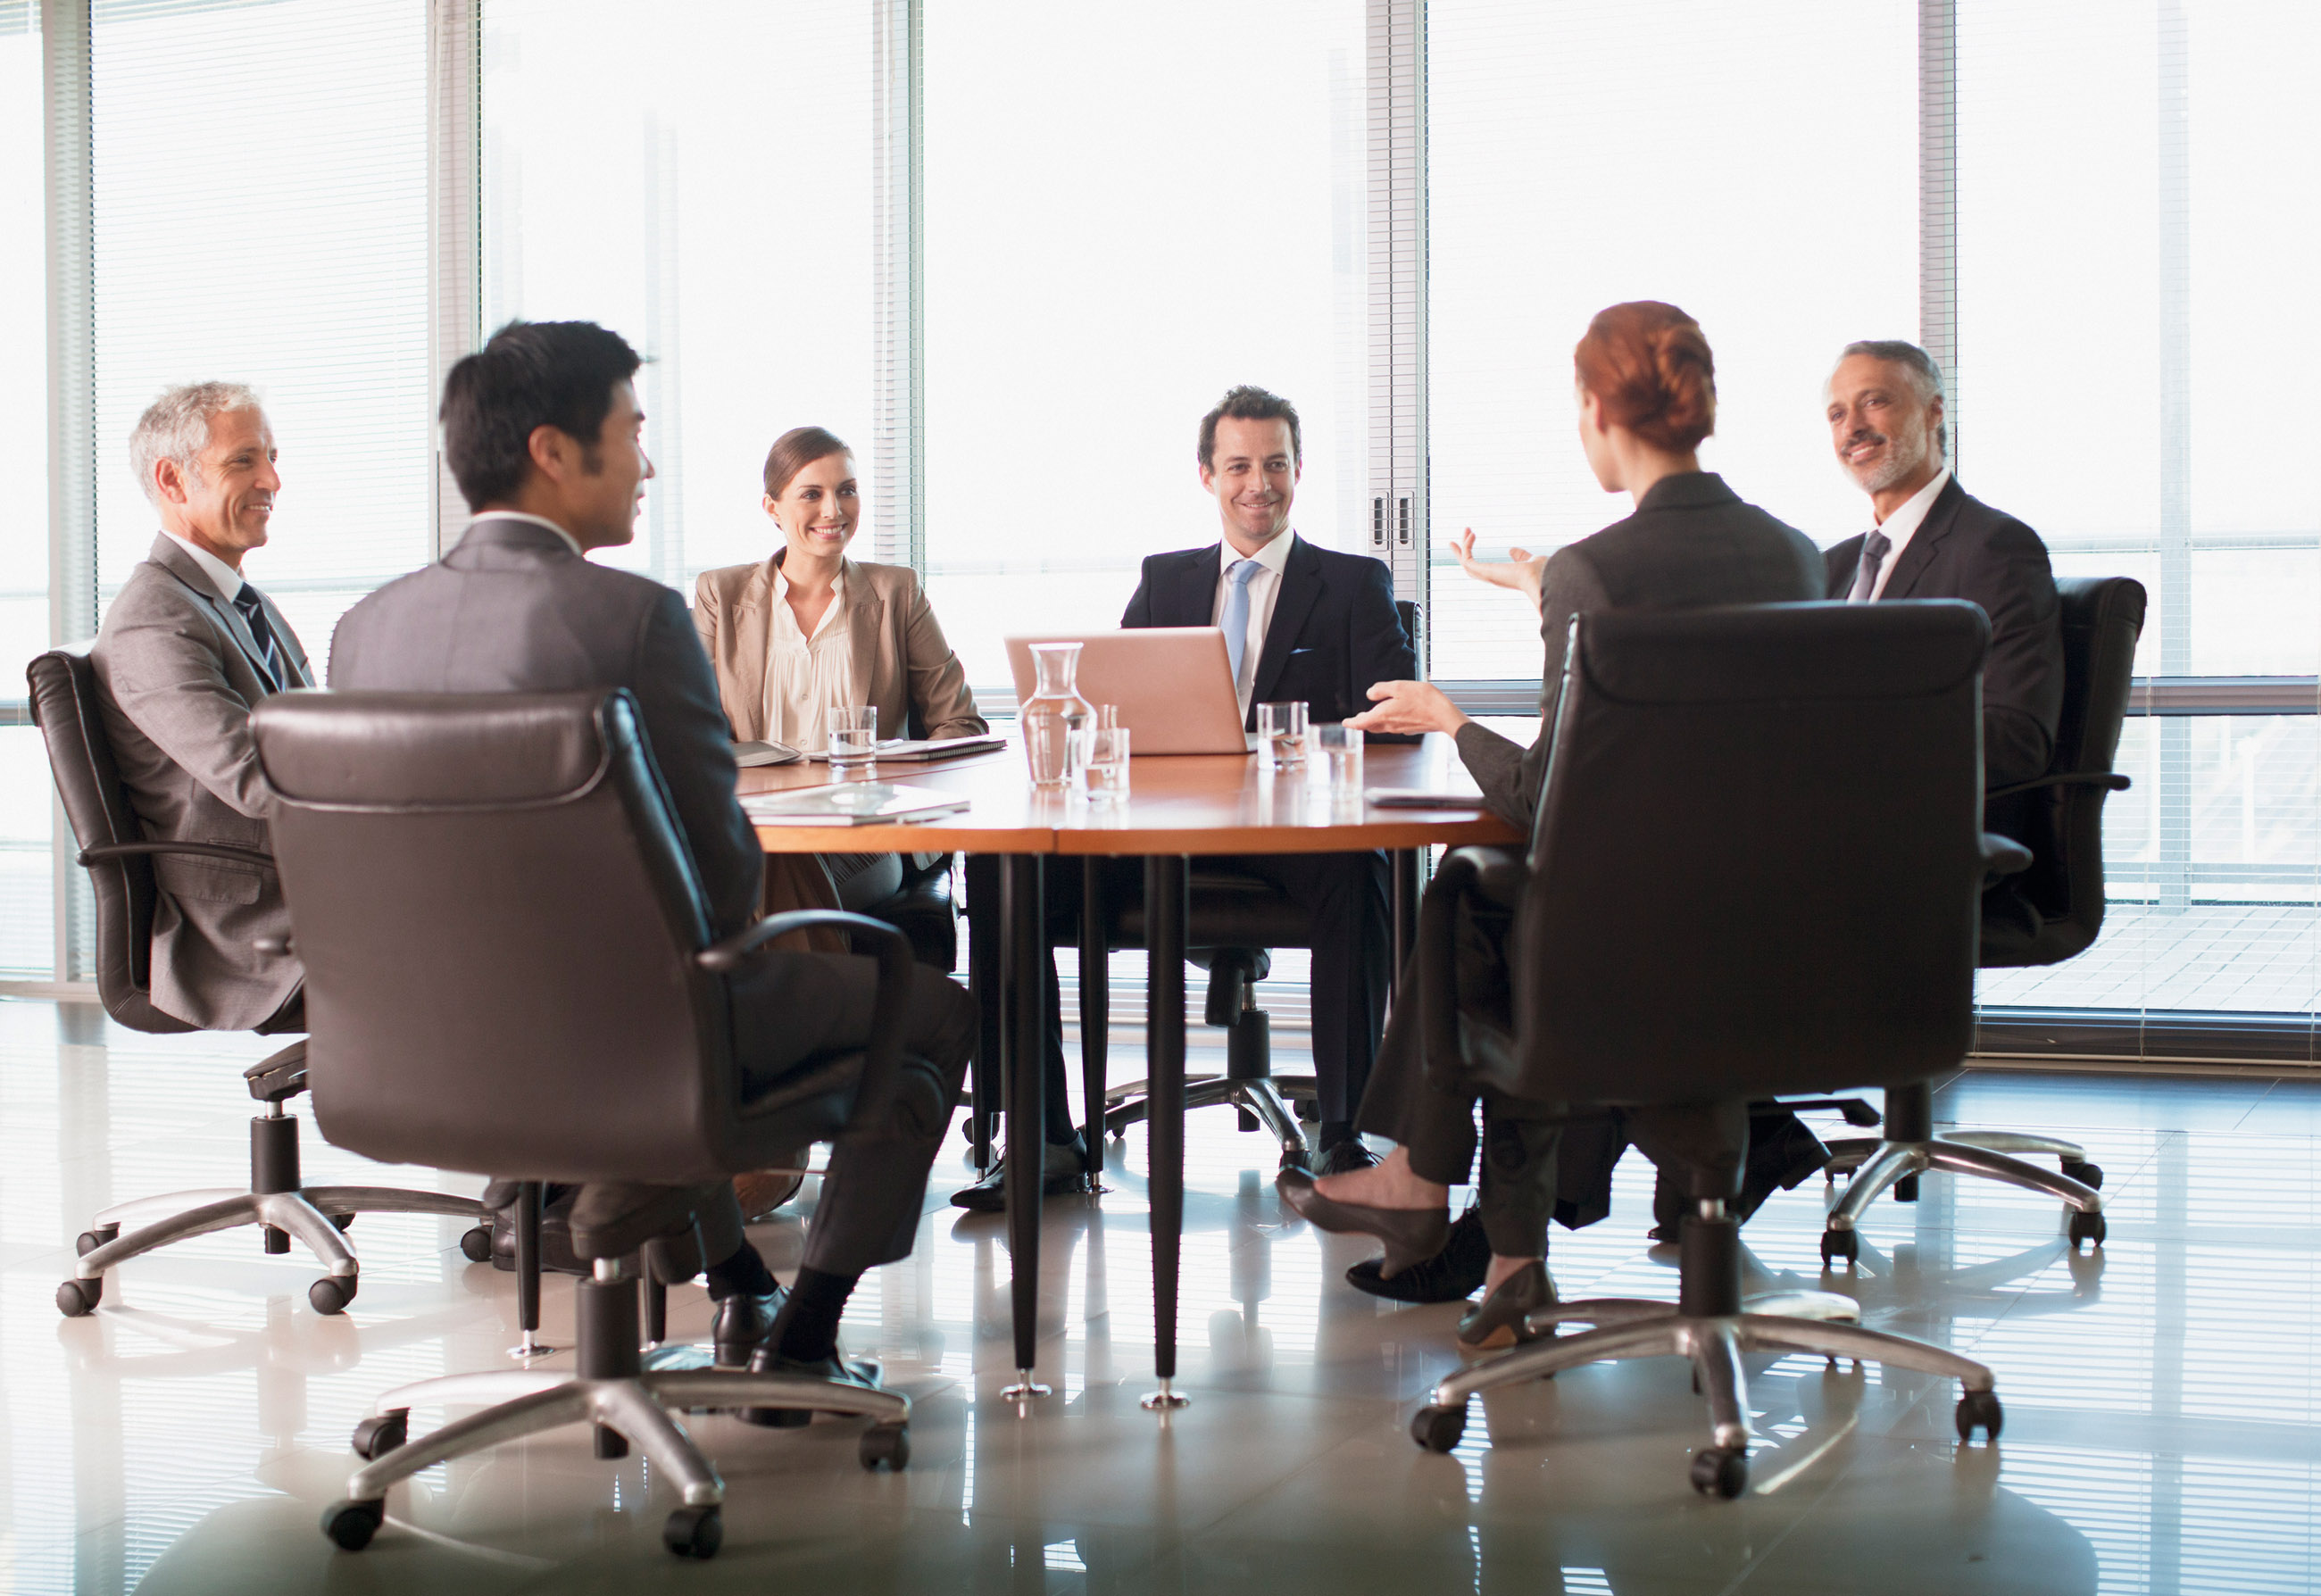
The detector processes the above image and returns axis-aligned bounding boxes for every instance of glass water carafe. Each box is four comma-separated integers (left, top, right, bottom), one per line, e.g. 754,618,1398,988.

1021,642,1094,790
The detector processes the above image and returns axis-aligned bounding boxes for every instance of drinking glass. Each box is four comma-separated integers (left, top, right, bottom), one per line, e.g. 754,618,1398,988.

1085,724,1131,804
1257,701,1309,770
1314,722,1362,793
828,704,878,773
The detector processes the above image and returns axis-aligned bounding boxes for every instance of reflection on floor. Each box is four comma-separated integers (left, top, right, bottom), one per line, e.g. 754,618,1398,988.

6,994,2321,1593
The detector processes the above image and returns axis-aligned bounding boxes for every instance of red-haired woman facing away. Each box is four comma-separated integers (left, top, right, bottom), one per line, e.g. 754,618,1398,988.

1282,303,1828,1343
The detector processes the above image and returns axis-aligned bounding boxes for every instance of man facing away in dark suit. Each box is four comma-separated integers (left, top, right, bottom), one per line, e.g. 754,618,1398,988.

954,385,1416,1209
329,320,976,1401
92,383,312,1034
1822,339,2065,860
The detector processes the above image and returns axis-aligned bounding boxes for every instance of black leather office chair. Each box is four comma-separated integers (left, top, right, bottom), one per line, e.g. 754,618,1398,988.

1404,603,2009,1498
1819,577,2145,1263
246,689,923,1560
28,649,489,1318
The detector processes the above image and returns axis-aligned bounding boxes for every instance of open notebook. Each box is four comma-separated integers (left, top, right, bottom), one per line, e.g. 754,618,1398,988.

737,782,969,827
732,740,805,769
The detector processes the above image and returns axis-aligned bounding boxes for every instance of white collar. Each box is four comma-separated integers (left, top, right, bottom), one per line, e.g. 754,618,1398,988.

772,560,846,638
160,530,246,603
1220,529,1297,578
1872,465,1951,544
478,511,585,555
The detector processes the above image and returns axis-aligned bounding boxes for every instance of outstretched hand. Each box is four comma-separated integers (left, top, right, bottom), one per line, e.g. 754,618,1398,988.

1451,528,1547,613
1344,679,1468,737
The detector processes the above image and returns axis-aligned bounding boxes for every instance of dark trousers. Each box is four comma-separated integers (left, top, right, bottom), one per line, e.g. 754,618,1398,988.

728,949,976,1275
964,849,1392,1139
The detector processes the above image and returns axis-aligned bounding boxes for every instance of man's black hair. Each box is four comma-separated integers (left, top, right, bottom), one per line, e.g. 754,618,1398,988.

440,320,644,511
1198,385,1302,471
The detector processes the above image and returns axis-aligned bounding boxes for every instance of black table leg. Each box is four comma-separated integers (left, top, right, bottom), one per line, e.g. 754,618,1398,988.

1143,852,1190,1410
1001,853,1050,1401
508,1181,554,1359
1081,862,1109,1181
1391,846,1422,986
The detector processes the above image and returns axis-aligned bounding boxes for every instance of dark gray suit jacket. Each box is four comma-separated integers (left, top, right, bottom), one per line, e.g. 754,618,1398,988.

1454,472,1825,835
328,518,764,940
1824,476,2063,791
91,535,314,1030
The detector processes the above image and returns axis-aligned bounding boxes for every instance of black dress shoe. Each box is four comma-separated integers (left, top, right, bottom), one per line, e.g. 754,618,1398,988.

950,1134,1088,1212
710,1286,788,1367
1347,1207,1490,1303
1456,1259,1556,1350
739,1346,886,1427
1275,1168,1450,1276
1310,1138,1381,1176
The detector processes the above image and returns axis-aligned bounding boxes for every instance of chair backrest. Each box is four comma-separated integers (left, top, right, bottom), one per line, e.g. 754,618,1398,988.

1990,576,2147,965
24,649,194,1035
250,688,759,1185
1510,601,1991,1105
1395,598,1421,658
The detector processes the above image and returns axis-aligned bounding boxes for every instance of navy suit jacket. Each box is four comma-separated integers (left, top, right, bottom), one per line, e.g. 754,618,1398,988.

1119,535,1418,735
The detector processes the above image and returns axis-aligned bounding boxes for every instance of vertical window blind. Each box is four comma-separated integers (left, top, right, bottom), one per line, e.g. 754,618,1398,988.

1,0,49,974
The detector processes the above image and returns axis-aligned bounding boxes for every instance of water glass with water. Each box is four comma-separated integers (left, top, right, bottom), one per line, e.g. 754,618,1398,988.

828,704,878,773
1314,721,1362,794
1258,701,1309,770
1085,724,1131,804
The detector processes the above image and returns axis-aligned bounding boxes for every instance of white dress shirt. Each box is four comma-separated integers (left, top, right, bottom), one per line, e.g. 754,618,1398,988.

762,567,855,752
160,530,246,603
1863,465,1952,601
1211,530,1298,714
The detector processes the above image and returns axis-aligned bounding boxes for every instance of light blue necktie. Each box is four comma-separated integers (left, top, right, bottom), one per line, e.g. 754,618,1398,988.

1221,558,1260,694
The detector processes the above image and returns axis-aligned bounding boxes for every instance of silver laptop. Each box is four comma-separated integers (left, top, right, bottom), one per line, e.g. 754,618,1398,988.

1003,628,1252,755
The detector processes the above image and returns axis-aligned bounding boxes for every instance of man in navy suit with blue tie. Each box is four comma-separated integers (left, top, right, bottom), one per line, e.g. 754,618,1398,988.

956,387,1416,1206
1123,388,1416,1174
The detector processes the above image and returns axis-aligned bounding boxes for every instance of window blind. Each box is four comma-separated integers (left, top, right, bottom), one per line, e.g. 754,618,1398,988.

2,2,50,973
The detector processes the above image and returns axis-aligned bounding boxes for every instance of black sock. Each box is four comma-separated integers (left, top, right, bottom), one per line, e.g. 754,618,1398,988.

770,1265,858,1363
1320,1118,1357,1150
703,1242,778,1301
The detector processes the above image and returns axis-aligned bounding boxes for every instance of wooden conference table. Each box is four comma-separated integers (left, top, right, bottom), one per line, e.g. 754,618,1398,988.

737,736,1519,1405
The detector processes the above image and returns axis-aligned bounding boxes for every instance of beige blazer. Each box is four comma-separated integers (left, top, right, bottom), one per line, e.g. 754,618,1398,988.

692,553,986,744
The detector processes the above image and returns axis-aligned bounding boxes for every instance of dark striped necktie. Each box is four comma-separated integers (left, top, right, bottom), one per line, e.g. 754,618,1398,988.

229,586,288,691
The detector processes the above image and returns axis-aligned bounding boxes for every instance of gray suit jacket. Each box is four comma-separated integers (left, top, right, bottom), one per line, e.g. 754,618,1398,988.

328,517,765,940
1453,472,1826,835
90,534,313,1030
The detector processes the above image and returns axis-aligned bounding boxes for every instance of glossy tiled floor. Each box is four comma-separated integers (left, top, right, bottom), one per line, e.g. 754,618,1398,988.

5,996,2320,1593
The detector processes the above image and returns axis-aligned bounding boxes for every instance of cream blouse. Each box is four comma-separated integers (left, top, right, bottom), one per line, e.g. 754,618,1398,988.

762,567,856,752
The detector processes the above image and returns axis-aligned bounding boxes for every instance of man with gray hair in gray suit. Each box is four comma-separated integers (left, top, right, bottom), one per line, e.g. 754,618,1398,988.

91,383,312,1032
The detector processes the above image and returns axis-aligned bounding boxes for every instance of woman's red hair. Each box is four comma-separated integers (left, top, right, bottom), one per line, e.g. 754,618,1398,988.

1573,301,1716,453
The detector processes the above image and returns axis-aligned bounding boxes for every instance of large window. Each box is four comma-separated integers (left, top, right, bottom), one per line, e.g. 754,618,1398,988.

2,0,49,975
482,0,876,590
1426,0,1919,682
922,0,1370,688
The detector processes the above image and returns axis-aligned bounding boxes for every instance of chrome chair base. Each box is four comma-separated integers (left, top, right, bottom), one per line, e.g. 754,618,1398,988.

1822,1133,2105,1264
1412,1295,2000,1498
1106,1072,1312,1167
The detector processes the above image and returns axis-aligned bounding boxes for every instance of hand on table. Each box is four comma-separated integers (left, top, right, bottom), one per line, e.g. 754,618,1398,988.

1345,679,1469,738
1451,528,1547,614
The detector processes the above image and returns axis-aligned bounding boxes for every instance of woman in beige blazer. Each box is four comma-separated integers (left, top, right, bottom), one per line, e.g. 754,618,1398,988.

694,425,986,921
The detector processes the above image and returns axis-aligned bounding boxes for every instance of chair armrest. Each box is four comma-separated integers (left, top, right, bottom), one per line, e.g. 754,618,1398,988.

700,910,916,1135
1418,848,1531,1078
1442,845,1527,911
1980,833,2034,880
1986,771,2132,801
79,840,276,869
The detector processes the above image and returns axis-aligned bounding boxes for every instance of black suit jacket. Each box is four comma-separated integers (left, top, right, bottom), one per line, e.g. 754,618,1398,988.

1825,476,2063,790
1454,471,1826,835
1119,534,1418,733
329,518,764,940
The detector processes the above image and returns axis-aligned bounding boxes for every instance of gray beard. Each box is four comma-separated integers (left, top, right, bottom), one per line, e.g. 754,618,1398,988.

1850,435,1934,496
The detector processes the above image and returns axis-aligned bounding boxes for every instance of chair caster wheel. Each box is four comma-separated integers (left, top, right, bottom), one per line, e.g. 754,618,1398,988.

331,1213,355,1231
1691,1447,1748,1498
321,1499,385,1551
2067,1210,2106,1251
75,1226,117,1258
1819,1228,1859,1267
859,1424,911,1471
309,1276,357,1315
662,1504,722,1559
2060,1159,2103,1190
1892,1174,1919,1203
1955,1389,2003,1442
458,1224,494,1263
56,1276,103,1317
351,1410,408,1460
1410,1403,1468,1453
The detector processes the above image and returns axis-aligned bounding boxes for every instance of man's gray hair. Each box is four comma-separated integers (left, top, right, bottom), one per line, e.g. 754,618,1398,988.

129,382,264,507
1837,339,1946,456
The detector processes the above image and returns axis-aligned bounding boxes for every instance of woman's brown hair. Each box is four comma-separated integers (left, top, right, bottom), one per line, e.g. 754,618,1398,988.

762,425,853,499
1572,301,1716,453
